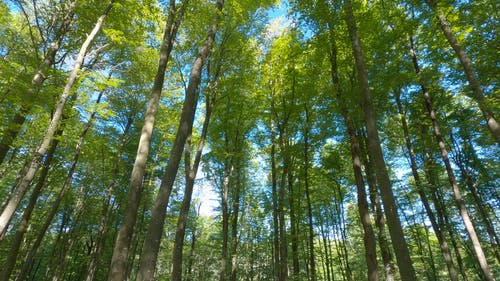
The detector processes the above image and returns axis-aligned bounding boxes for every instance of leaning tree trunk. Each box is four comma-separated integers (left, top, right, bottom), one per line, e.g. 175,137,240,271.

395,91,458,281
0,0,111,242
426,0,500,144
409,34,495,281
135,1,224,280
107,2,185,280
0,127,63,280
0,1,76,165
12,77,108,281
327,22,378,281
342,1,416,280
170,94,212,281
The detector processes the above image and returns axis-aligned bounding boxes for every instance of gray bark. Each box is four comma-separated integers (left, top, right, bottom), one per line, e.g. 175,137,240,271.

135,1,224,280
107,1,185,279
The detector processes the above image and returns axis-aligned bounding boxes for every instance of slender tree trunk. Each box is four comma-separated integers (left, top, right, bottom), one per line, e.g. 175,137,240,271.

327,24,378,281
319,218,332,281
278,138,289,281
185,213,198,281
170,96,212,281
288,160,299,280
270,112,280,281
364,141,395,281
450,135,500,263
229,168,241,281
302,103,318,281
135,2,223,279
395,91,458,281
426,1,500,143
0,0,110,238
0,1,75,165
0,127,63,280
14,85,106,281
343,1,416,280
220,157,233,281
409,34,495,281
107,2,185,279
85,116,133,281
423,151,470,281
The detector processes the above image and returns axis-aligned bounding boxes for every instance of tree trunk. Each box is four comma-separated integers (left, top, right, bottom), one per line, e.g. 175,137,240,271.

85,116,133,281
229,164,241,281
343,1,416,280
107,2,185,279
409,33,495,281
0,1,76,165
170,96,212,281
426,1,500,143
364,137,395,281
277,137,289,281
395,90,458,281
14,84,107,281
0,127,62,280
327,23,378,281
0,0,110,238
450,134,500,263
220,156,233,281
135,2,223,279
302,103,318,281
270,111,280,281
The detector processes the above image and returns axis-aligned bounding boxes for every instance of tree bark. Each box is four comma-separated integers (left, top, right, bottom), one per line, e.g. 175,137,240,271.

0,0,108,242
343,1,416,280
427,1,500,143
409,33,495,281
303,103,318,281
107,2,185,279
85,116,133,281
395,90,458,281
0,127,62,280
135,2,223,279
270,110,280,281
0,1,75,165
219,156,233,281
327,23,378,281
170,95,212,281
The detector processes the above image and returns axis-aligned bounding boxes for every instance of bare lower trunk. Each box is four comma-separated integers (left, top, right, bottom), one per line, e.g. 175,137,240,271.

219,159,233,281
364,139,395,281
395,91,458,281
270,115,280,281
427,1,500,143
343,1,416,280
327,24,378,281
108,2,184,280
0,0,109,239
136,2,223,279
0,127,62,281
410,34,495,281
14,85,106,281
170,97,212,281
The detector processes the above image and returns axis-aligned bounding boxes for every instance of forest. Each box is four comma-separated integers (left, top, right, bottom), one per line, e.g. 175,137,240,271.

0,0,498,280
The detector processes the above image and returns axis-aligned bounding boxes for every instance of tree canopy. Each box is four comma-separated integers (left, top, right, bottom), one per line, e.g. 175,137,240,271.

0,0,498,281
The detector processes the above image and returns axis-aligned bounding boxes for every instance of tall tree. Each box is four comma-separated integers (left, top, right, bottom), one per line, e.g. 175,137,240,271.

107,2,186,279
341,0,417,280
136,1,224,279
426,0,500,144
0,0,113,238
